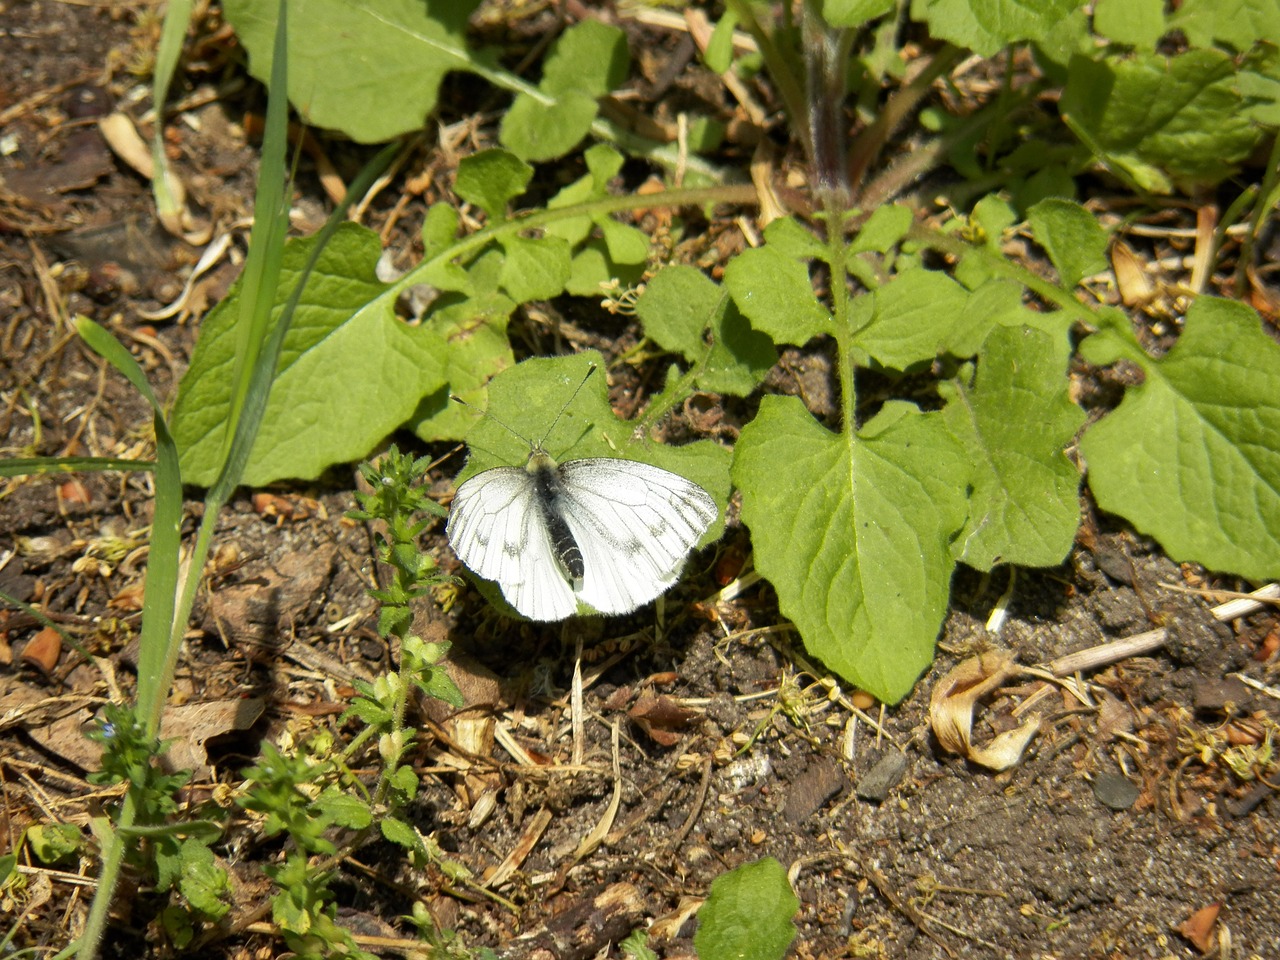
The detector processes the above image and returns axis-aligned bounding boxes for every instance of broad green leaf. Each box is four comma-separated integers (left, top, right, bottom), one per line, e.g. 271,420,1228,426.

732,397,968,703
855,269,970,370
825,0,895,26
380,816,423,852
636,265,775,396
498,234,571,302
911,0,1077,57
942,326,1083,570
1025,198,1109,289
724,247,834,344
694,859,798,960
173,223,445,485
1238,44,1280,127
1093,0,1166,48
222,0,482,143
1060,50,1264,193
1080,298,1280,580
1169,0,1280,50
452,353,731,542
454,150,533,220
500,90,600,163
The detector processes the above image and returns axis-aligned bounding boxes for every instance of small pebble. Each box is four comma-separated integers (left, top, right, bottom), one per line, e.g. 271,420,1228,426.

855,750,909,803
1093,771,1139,810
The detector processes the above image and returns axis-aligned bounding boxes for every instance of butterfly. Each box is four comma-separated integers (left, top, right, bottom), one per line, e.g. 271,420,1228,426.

445,369,718,621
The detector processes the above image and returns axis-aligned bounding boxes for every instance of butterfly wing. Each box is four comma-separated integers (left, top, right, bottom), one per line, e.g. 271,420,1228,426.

446,467,579,621
556,459,718,615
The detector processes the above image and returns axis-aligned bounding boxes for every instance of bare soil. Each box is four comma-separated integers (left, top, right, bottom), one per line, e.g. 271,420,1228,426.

2,4,1278,959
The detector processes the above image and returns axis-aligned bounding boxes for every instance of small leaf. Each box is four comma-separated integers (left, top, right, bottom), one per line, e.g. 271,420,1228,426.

732,397,968,703
381,815,425,853
1080,297,1280,580
856,269,970,370
850,204,913,254
942,325,1083,570
825,0,895,26
694,858,798,960
315,787,373,830
929,651,1039,772
1025,197,1109,289
541,19,629,97
724,247,833,344
636,265,774,396
498,234,572,302
1093,0,1166,48
501,90,600,162
1169,0,1280,51
911,0,1078,57
454,149,533,220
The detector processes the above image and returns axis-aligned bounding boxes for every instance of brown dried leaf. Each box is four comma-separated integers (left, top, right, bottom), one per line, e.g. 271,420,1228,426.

929,651,1039,772
1175,902,1221,954
629,693,699,747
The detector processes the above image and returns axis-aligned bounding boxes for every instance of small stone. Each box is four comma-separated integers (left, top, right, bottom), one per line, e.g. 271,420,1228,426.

1093,771,1139,810
855,750,909,803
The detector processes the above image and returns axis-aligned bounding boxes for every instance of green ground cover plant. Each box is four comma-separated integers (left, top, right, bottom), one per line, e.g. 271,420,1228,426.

5,0,1280,955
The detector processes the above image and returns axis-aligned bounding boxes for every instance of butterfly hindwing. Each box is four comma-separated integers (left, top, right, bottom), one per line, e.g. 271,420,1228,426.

556,459,717,615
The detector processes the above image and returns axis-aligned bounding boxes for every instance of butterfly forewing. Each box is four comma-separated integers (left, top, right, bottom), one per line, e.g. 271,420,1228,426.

556,459,717,615
447,467,580,620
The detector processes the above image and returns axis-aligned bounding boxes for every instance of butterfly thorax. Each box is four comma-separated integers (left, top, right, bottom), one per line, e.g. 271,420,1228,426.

527,449,585,582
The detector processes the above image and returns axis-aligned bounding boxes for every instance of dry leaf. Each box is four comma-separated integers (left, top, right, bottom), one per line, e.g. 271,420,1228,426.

1111,240,1155,308
929,651,1039,771
1176,902,1221,954
629,693,699,747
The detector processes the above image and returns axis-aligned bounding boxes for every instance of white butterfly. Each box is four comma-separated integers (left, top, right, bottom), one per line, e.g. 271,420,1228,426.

445,379,717,621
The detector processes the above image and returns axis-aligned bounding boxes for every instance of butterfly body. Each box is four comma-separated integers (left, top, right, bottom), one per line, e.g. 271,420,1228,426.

447,445,717,621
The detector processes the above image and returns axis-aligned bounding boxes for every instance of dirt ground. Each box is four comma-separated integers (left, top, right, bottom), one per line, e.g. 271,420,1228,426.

2,3,1279,959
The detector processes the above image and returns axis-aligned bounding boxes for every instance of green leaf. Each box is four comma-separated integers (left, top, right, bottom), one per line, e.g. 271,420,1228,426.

380,816,424,852
636,265,775,396
850,204,913,254
498,234,572,301
1080,298,1280,580
542,19,629,97
177,839,230,918
1169,0,1280,50
452,352,731,542
911,0,1078,57
1060,49,1264,193
1093,0,1166,48
501,90,600,163
724,247,834,344
694,858,798,960
732,397,968,703
315,787,373,830
856,269,970,370
173,223,445,485
26,823,83,865
1025,198,1109,289
222,0,482,143
704,11,738,74
454,150,533,220
825,0,895,26
942,326,1084,570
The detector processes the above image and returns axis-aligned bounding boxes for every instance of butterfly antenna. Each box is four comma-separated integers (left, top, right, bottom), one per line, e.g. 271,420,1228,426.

536,363,597,448
448,392,531,446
